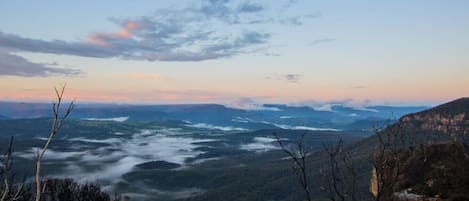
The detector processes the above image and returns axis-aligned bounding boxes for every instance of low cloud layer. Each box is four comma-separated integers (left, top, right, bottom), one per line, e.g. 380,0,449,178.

184,122,248,131
240,137,279,152
18,128,216,185
226,97,281,111
289,99,378,112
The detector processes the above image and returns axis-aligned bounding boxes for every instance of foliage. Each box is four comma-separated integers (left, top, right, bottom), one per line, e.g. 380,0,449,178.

393,142,469,199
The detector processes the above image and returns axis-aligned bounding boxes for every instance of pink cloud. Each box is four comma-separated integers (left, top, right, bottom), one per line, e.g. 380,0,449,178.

87,20,144,47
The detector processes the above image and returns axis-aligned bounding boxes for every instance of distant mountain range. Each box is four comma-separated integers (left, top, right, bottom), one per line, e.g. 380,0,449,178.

0,98,466,201
0,101,428,131
0,114,7,120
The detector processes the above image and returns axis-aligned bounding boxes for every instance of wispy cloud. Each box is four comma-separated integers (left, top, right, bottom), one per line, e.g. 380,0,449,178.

0,50,82,77
0,0,315,65
284,74,301,82
350,85,368,89
266,73,302,83
237,2,264,13
309,38,335,46
282,0,299,9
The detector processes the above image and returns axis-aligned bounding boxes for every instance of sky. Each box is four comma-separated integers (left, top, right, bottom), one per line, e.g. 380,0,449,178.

0,0,468,106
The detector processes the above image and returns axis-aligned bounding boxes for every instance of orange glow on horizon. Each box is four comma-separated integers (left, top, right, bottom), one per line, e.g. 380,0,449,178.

0,86,465,105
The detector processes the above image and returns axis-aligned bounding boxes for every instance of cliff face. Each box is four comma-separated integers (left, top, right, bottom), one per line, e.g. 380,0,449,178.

401,113,466,134
399,98,469,135
369,98,469,201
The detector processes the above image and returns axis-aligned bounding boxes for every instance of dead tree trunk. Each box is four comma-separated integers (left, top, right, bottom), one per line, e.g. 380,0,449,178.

35,85,74,201
274,132,312,201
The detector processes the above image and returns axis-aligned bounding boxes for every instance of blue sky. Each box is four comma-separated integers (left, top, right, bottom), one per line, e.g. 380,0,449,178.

0,0,468,105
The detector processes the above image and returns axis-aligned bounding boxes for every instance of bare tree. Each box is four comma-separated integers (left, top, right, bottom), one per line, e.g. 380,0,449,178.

371,121,407,201
274,132,360,201
0,136,24,201
34,85,74,201
1,137,14,201
273,132,312,201
320,137,358,201
2,86,125,201
321,138,345,201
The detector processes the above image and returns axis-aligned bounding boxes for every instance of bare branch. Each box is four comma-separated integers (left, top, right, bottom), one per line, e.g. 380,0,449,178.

274,132,312,201
35,85,74,201
1,136,14,201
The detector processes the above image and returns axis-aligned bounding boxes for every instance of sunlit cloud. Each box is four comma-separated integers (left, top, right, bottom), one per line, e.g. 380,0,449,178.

1,1,464,104
86,21,145,47
0,0,314,64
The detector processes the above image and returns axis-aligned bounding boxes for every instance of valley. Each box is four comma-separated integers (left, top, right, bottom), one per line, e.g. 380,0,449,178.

0,102,429,200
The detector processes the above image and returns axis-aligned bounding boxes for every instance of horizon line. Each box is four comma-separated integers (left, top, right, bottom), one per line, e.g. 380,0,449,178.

0,98,449,108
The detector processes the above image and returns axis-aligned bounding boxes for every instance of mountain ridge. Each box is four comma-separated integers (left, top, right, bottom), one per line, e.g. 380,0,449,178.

399,97,469,134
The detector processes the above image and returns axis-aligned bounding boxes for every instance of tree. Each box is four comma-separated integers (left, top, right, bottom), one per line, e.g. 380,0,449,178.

1,137,25,201
274,132,360,201
1,85,125,201
34,85,74,201
273,132,312,201
370,122,407,201
320,137,358,201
